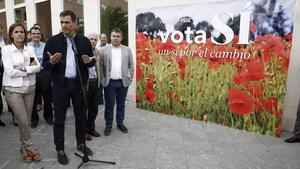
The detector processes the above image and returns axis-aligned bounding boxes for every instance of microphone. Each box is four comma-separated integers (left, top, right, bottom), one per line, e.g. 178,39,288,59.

70,38,78,55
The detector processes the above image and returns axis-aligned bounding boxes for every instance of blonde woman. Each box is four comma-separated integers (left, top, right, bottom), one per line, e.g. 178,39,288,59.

2,23,41,163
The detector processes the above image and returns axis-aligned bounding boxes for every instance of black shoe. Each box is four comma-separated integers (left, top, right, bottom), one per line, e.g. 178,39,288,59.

45,118,54,125
89,130,101,137
12,118,18,127
77,144,93,156
117,124,128,133
31,121,38,129
57,150,68,165
284,136,300,143
104,127,111,136
85,133,92,141
0,119,5,127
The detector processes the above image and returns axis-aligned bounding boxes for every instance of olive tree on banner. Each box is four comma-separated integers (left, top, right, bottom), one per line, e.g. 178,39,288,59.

101,6,128,45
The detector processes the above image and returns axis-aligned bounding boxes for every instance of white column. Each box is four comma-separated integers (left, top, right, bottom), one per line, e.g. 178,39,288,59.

127,0,136,101
83,0,100,36
4,0,15,28
50,0,63,35
25,0,36,29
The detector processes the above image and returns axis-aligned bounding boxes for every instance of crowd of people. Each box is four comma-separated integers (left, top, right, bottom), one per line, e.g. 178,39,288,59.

0,10,134,165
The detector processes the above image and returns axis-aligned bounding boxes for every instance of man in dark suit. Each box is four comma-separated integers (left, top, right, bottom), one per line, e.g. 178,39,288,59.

100,28,134,136
285,98,300,143
84,33,102,141
42,10,95,165
0,47,5,126
0,24,7,47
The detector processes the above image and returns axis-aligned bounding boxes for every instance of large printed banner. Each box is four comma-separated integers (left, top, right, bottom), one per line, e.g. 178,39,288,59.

136,0,296,137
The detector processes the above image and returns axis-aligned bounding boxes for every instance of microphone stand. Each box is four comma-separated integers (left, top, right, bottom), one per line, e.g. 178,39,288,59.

70,38,116,168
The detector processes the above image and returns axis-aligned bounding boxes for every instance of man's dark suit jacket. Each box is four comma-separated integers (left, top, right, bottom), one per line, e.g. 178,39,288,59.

42,32,95,86
0,47,3,76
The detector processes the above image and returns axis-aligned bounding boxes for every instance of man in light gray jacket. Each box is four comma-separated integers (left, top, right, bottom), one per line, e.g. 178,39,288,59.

100,28,134,136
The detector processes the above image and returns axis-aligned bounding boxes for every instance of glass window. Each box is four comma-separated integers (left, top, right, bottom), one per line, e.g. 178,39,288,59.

76,0,83,4
14,0,25,5
64,0,84,35
0,0,5,9
36,0,52,42
15,7,27,29
0,12,8,40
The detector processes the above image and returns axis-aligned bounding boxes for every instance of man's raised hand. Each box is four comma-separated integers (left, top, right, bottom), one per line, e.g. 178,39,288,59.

47,52,62,64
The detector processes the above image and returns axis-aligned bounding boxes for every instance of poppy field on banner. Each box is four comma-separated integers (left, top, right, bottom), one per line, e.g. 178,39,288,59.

135,0,296,137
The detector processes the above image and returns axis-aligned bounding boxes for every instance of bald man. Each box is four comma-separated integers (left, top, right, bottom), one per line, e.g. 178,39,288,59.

85,33,102,140
96,33,108,49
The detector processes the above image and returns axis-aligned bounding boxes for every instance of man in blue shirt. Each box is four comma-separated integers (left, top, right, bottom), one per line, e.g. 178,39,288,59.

28,26,53,128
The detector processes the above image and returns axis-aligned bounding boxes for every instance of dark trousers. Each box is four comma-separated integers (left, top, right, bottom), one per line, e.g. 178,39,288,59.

98,84,104,104
104,79,128,128
52,79,85,151
0,75,3,115
86,79,100,132
31,70,53,122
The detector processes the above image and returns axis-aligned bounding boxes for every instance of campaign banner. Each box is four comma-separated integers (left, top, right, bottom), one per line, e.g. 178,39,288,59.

135,0,296,137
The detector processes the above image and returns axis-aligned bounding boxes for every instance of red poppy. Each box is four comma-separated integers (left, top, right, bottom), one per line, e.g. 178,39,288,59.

136,95,142,103
177,58,186,70
245,60,270,81
267,35,282,48
206,48,222,69
245,83,264,97
145,81,155,89
281,59,289,71
136,32,149,50
276,111,282,118
179,69,185,80
263,96,278,114
232,35,239,43
153,38,176,53
263,99,273,111
284,34,292,41
137,50,151,65
144,90,157,103
167,91,173,101
233,71,247,85
152,38,163,53
136,64,143,81
276,48,289,60
262,44,271,62
228,87,253,115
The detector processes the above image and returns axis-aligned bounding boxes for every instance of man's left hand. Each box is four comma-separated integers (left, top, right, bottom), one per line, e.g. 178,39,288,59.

82,55,92,64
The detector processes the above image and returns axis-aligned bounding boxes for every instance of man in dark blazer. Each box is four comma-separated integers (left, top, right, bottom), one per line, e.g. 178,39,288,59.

100,28,134,136
42,10,95,165
0,47,5,126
